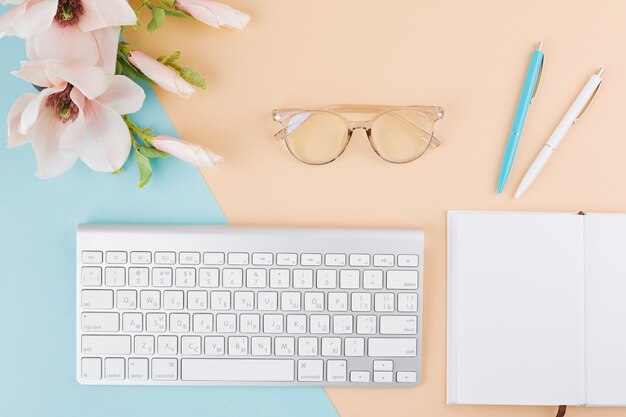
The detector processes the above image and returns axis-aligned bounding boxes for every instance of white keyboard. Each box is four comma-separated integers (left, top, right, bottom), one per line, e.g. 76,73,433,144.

76,225,423,386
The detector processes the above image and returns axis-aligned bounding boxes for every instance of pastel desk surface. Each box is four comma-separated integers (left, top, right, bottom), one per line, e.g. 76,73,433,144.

1,1,625,417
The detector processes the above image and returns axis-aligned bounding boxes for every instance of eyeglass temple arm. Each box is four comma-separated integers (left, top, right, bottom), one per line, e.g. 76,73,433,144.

274,114,441,148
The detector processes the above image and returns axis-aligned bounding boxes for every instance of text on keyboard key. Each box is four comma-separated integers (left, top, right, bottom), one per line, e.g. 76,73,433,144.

182,359,295,382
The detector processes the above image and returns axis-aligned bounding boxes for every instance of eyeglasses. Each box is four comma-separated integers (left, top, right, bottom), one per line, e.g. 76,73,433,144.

272,105,444,165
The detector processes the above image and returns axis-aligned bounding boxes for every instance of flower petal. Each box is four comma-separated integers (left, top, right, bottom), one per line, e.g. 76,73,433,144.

7,93,37,148
95,75,145,115
27,21,100,67
19,85,65,135
79,100,131,172
0,0,56,39
127,51,195,98
60,87,87,152
11,60,54,87
47,61,109,99
91,26,121,74
152,135,222,169
30,108,80,179
78,0,136,32
175,0,249,29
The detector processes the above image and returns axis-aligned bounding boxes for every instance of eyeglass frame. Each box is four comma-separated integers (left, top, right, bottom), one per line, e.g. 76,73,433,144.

272,105,444,165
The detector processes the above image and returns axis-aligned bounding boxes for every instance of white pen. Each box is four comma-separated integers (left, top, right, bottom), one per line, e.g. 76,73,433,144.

514,68,604,199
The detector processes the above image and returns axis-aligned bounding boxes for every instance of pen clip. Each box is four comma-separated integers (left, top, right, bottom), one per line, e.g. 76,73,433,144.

574,71,604,124
530,56,544,104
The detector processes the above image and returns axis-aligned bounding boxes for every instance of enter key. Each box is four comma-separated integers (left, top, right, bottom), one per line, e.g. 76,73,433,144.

379,315,417,335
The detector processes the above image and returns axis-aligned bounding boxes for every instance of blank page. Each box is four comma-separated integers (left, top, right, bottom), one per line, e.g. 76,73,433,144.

448,211,586,405
585,214,626,406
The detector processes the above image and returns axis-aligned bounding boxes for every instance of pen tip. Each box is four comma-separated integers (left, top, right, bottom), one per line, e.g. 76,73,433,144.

597,67,605,77
537,41,544,51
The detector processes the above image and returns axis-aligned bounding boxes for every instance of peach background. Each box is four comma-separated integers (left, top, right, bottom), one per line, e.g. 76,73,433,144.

126,0,626,415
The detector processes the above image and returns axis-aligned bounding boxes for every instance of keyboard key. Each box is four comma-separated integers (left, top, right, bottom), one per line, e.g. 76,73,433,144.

82,289,113,309
373,360,393,371
356,315,376,334
363,270,383,289
228,252,249,265
301,253,322,266
81,312,119,332
386,270,419,289
182,359,294,382
304,292,324,311
374,293,395,312
327,360,347,382
397,254,419,267
269,269,289,288
234,291,255,311
251,336,271,356
140,290,160,310
339,270,359,289
298,337,318,356
321,337,341,356
170,313,190,333
158,336,178,354
368,338,417,357
373,254,394,267
223,269,243,288
316,270,337,289
333,315,353,334
263,314,283,333
350,370,370,382
105,357,125,380
179,252,200,265
106,251,127,264
204,336,225,355
128,358,149,381
134,335,154,354
117,290,137,310
252,253,273,265
380,315,417,335
216,314,237,333
351,293,372,312
122,312,143,332
210,291,231,310
105,267,125,287
274,337,295,356
281,292,301,311
193,313,213,333
373,371,393,383
228,336,248,355
155,251,176,264
199,268,219,287
175,268,196,287
82,335,131,355
349,254,370,267
344,337,365,356
240,314,260,333
81,357,102,380
397,293,418,312
187,290,208,310
152,268,173,287
163,290,184,310
276,253,297,266
146,313,166,332
293,269,313,288
152,358,178,381
298,360,323,382
81,267,102,286
325,254,346,266
203,252,225,265
246,269,267,288
130,251,151,264
128,267,149,287
82,251,103,264
258,292,278,311
287,314,307,333
181,336,202,355
397,371,417,383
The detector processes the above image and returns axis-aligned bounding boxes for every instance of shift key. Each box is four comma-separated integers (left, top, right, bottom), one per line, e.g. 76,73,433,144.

368,338,417,357
82,335,131,354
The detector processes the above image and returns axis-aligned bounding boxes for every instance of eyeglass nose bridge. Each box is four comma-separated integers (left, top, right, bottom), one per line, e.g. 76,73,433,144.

347,120,373,131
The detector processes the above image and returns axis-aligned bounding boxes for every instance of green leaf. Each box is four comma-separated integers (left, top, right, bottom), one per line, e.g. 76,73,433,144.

115,60,123,75
180,67,206,89
163,8,190,18
165,51,181,66
147,7,166,32
160,0,175,8
138,146,171,159
156,55,166,62
135,150,153,188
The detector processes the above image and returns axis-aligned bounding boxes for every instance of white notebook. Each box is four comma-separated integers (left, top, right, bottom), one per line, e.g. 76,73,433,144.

447,211,626,407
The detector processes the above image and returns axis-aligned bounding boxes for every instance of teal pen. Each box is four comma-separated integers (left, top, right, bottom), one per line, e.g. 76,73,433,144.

497,41,544,193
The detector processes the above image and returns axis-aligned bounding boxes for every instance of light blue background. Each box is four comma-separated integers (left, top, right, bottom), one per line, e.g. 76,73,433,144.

0,7,338,417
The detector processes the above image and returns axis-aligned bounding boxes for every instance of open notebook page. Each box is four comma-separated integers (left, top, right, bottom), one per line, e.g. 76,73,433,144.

448,211,586,405
585,214,626,406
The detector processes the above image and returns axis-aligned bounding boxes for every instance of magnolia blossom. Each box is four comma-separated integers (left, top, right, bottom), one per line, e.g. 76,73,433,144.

175,0,249,29
128,50,196,99
8,60,145,178
0,0,136,73
152,135,222,169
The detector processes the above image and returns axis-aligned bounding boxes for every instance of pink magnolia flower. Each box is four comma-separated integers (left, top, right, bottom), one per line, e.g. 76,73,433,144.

0,0,136,73
175,0,249,29
152,135,222,169
8,60,145,178
127,50,196,98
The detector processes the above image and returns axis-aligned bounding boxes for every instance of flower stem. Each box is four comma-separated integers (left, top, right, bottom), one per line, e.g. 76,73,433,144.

123,115,155,146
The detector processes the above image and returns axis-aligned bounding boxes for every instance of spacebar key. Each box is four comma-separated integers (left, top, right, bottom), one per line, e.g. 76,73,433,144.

182,359,295,382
